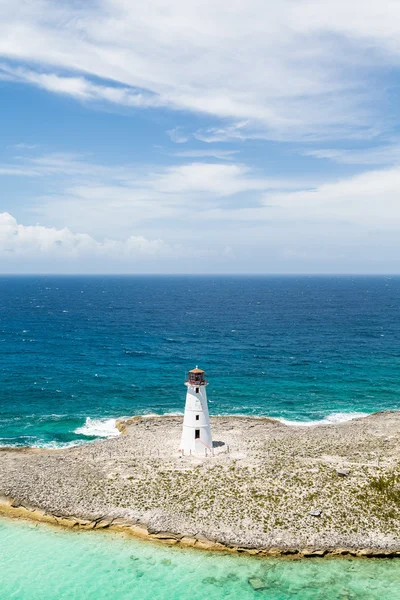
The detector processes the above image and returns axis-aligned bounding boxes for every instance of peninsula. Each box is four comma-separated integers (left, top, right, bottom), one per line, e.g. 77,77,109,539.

1,412,400,558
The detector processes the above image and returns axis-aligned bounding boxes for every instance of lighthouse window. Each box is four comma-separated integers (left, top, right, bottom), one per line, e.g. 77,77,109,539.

196,387,199,394
196,415,199,420
195,429,200,439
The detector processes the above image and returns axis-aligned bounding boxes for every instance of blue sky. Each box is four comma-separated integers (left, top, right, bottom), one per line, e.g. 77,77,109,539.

1,0,400,273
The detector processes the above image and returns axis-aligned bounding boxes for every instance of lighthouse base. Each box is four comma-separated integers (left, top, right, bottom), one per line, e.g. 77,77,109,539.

180,425,213,455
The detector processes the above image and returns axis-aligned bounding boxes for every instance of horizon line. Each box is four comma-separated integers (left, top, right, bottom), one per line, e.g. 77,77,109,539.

0,273,399,278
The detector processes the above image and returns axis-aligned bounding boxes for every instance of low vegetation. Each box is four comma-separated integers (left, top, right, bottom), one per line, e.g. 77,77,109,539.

2,412,400,550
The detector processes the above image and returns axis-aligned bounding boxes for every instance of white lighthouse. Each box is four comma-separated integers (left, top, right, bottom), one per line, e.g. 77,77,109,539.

180,367,212,455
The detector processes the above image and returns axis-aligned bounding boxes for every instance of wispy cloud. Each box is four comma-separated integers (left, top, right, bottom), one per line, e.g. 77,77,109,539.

0,0,397,140
167,127,189,144
203,165,400,232
0,151,304,237
2,152,400,272
304,143,400,166
264,166,400,229
5,151,400,237
0,64,164,108
34,159,302,237
194,122,250,143
0,152,140,180
13,142,37,150
173,149,239,160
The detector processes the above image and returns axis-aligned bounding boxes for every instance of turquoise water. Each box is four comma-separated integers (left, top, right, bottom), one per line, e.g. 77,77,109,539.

1,517,400,599
2,277,400,599
1,275,400,447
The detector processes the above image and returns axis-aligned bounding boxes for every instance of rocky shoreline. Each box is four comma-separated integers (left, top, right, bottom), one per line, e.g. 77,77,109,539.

2,412,400,558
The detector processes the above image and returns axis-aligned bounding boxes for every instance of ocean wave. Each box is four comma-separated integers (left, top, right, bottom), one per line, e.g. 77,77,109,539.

140,411,184,418
0,411,374,450
134,409,370,425
278,411,370,427
0,439,88,449
34,440,88,449
74,417,120,438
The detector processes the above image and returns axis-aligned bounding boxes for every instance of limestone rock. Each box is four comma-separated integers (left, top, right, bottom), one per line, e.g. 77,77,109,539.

331,548,357,557
95,520,111,529
195,540,227,551
151,531,181,540
158,538,178,545
337,469,351,477
357,549,394,558
248,578,266,591
281,548,299,555
179,537,197,547
265,547,283,557
302,548,327,557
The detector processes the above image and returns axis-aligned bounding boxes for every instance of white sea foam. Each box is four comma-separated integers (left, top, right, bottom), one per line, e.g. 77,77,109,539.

134,410,370,426
74,417,120,438
36,440,88,449
0,439,88,449
278,411,370,427
140,411,184,418
2,411,374,450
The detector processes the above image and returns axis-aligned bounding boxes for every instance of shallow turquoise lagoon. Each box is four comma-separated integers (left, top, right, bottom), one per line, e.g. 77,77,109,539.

2,518,400,600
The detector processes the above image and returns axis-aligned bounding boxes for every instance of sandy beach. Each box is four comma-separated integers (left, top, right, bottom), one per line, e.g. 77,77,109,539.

1,412,400,557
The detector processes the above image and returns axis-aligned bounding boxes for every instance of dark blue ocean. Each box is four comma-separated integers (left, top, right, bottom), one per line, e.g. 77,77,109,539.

1,275,400,447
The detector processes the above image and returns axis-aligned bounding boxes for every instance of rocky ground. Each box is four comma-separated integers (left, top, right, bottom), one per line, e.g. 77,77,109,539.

2,412,400,557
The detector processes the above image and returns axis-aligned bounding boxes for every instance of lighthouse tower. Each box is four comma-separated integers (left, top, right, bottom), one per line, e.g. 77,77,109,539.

180,367,212,454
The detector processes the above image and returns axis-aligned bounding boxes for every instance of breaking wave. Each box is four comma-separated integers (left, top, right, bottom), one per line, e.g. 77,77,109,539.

35,440,88,449
74,417,120,438
278,411,370,427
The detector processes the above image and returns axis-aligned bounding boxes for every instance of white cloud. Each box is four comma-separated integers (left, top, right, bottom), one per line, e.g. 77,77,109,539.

0,152,128,178
3,148,400,272
33,158,308,238
0,151,292,188
6,152,400,235
304,143,400,166
0,64,164,108
200,165,400,232
0,152,304,235
194,122,250,143
262,166,400,229
13,143,37,150
166,127,189,144
0,0,399,140
0,211,192,261
172,149,239,160
153,162,268,195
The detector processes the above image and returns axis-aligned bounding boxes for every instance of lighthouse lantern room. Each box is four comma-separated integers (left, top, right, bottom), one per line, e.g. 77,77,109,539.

180,367,212,454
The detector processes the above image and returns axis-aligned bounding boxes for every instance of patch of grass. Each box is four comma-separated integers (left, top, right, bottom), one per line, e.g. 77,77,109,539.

369,473,400,504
